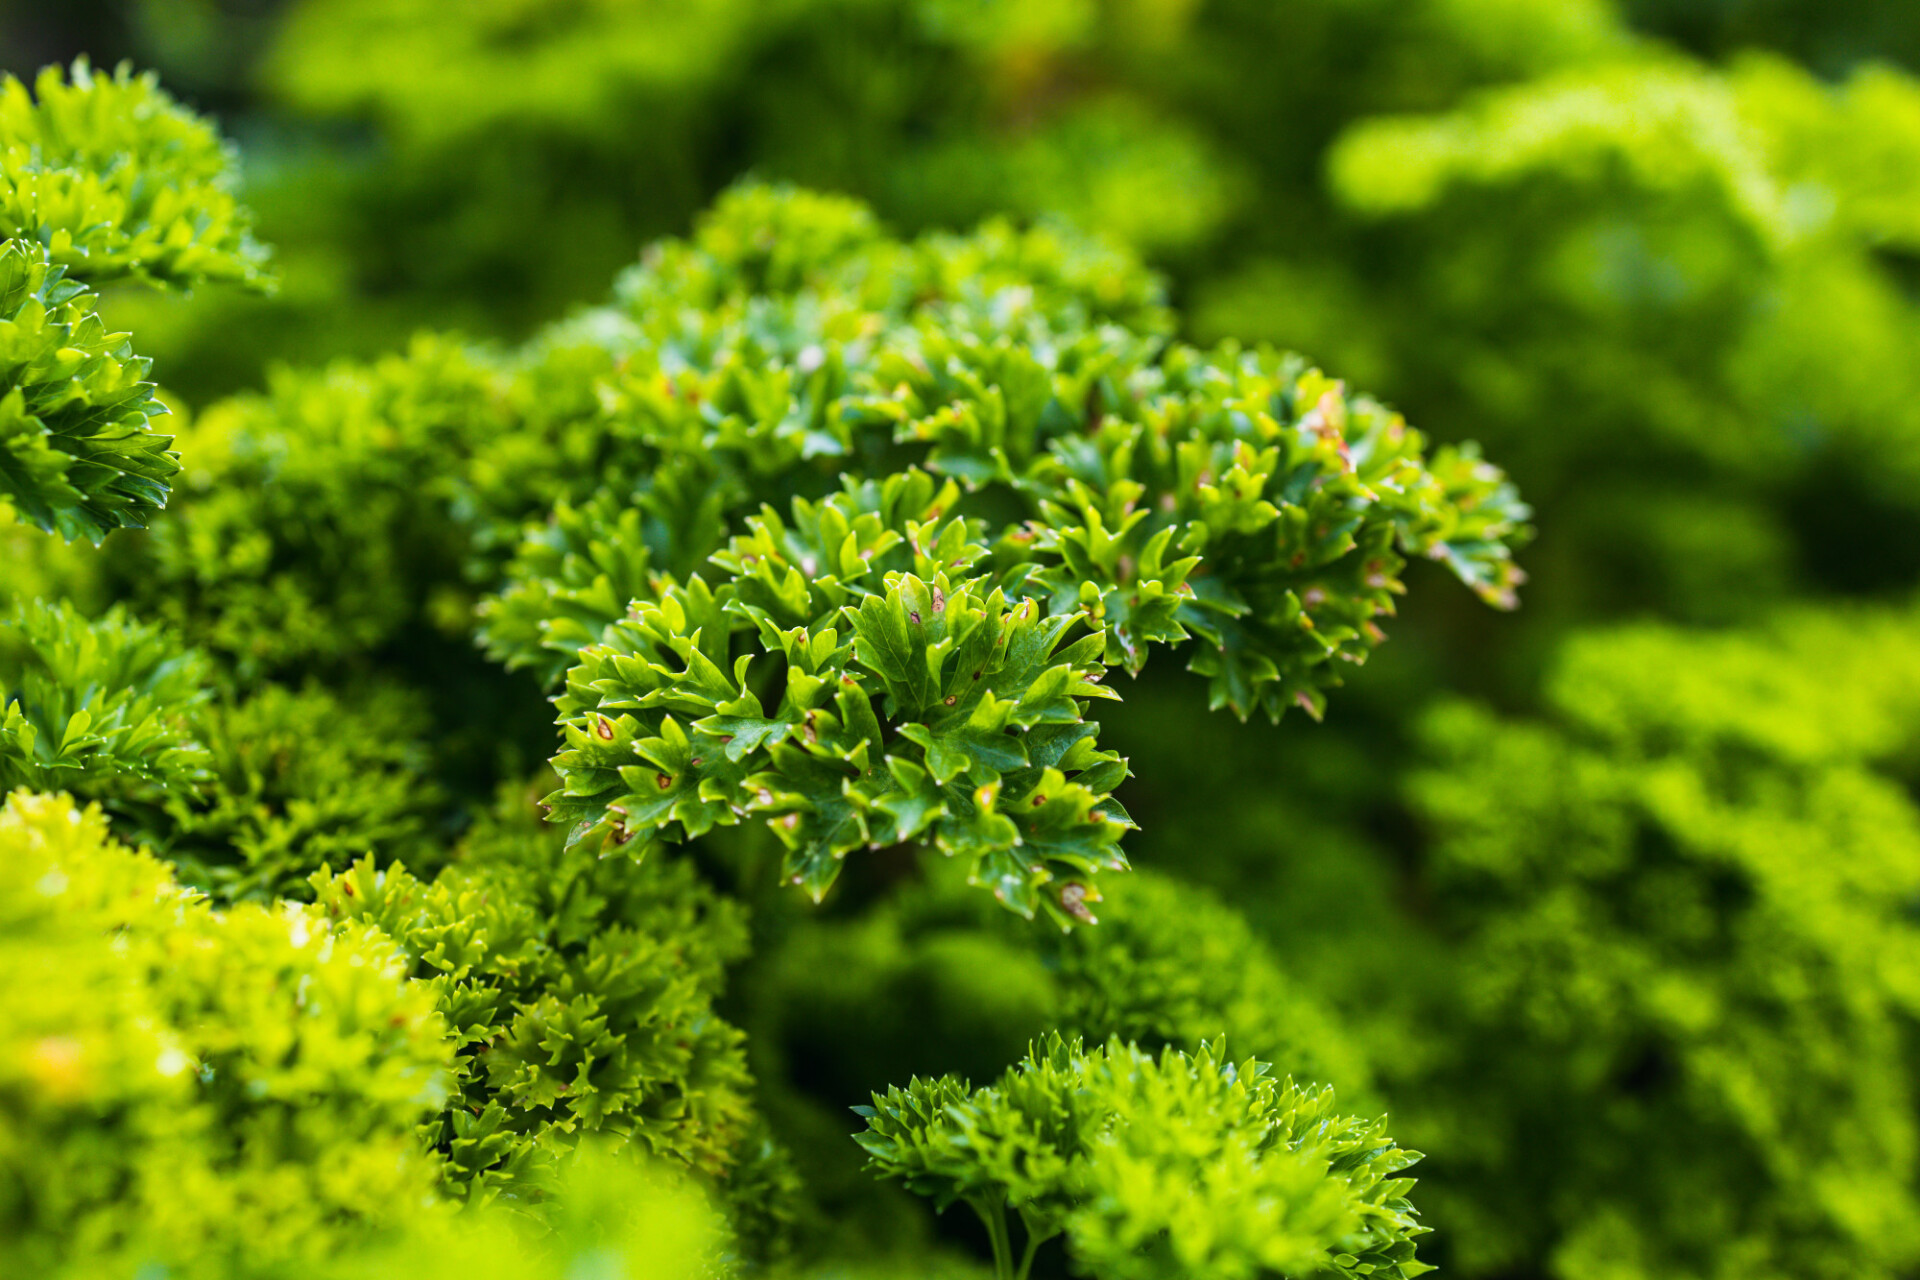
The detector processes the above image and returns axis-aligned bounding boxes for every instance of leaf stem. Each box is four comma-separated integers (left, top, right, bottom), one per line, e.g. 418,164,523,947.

1013,1221,1044,1280
970,1195,1015,1280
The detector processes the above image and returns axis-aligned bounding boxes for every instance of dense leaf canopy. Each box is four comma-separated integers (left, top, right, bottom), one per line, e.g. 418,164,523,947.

12,1,1920,1275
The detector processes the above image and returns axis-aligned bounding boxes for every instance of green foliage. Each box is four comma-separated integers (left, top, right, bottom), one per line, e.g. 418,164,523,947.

549,542,1132,925
295,1144,727,1280
0,506,103,617
0,598,212,799
1309,45,1920,628
108,0,1920,623
0,37,1569,1277
13,5,1920,1279
0,58,268,289
0,598,445,902
308,784,786,1238
112,335,499,670
1046,869,1372,1100
270,0,775,148
741,861,1376,1266
747,862,1367,1116
0,240,181,541
529,185,1524,918
313,1144,729,1280
163,679,445,902
0,163,1505,1272
479,487,658,687
0,59,266,543
59,180,1521,924
0,59,270,290
1330,50,1920,482
0,788,452,1277
1403,608,1920,1280
151,0,1621,412
856,1035,1427,1280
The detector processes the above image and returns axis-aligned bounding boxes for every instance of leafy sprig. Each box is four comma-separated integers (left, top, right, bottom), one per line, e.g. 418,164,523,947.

0,60,271,290
0,242,179,541
0,788,450,1275
547,473,1130,923
527,187,1527,917
0,60,269,542
0,599,211,796
308,788,773,1216
855,1034,1431,1280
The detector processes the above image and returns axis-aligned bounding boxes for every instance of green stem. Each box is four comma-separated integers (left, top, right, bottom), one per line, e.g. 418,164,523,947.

1013,1207,1056,1280
969,1195,1016,1280
1013,1228,1043,1280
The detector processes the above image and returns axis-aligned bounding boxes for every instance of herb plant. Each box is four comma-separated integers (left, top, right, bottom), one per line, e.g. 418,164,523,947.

0,56,1535,1280
9,4,1920,1279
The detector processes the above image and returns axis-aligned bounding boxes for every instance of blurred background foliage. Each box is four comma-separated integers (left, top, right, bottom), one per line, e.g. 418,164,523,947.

7,2,1920,1278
